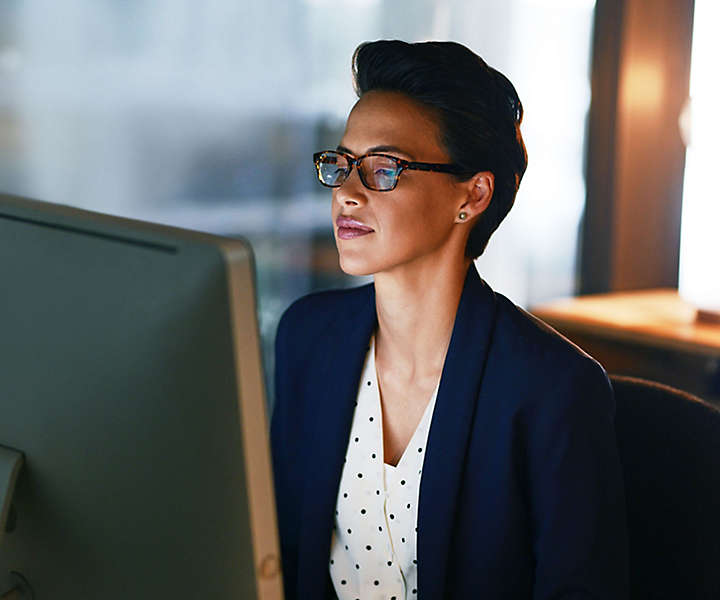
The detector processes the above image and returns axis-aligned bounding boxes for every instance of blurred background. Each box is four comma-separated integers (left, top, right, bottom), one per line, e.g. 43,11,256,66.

0,0,717,406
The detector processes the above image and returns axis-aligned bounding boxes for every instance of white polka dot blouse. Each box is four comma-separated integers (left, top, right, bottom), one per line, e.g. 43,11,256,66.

329,332,441,600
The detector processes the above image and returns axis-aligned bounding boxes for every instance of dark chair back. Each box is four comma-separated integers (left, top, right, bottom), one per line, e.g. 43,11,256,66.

611,374,720,599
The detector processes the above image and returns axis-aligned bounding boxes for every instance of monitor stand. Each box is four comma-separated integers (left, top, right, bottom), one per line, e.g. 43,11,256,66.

0,446,28,599
0,571,31,600
0,446,23,543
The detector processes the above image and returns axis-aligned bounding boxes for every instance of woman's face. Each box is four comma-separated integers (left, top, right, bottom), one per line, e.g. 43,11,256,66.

331,90,479,277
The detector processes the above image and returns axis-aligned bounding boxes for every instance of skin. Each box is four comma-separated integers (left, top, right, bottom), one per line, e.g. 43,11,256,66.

331,89,494,465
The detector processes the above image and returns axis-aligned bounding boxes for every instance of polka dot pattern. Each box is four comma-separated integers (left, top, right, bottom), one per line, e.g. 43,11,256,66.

329,333,440,599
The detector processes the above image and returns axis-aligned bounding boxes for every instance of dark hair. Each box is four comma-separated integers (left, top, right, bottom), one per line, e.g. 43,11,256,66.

351,40,528,259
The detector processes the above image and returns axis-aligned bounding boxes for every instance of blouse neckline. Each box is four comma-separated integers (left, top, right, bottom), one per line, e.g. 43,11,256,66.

369,333,441,470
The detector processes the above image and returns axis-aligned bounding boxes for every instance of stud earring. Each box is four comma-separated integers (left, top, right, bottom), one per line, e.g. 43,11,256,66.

458,212,468,221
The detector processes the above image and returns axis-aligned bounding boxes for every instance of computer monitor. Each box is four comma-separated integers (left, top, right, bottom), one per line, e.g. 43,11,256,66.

0,193,283,599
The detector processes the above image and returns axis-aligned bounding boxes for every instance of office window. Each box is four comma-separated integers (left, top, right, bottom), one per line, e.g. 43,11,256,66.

678,0,720,314
0,1,596,399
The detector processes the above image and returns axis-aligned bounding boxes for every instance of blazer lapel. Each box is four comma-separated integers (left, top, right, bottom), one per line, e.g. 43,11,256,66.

296,265,498,600
417,266,498,599
296,282,378,600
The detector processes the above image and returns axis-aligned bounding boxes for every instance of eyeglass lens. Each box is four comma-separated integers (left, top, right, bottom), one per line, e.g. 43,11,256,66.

317,152,401,191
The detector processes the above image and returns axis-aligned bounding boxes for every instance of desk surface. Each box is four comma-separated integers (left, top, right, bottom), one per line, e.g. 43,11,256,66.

530,288,720,358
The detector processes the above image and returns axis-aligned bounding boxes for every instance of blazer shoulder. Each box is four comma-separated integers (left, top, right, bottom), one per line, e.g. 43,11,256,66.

491,290,608,378
487,290,614,424
276,281,373,345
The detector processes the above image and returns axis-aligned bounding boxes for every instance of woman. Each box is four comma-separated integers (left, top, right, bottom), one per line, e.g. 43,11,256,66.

270,40,629,600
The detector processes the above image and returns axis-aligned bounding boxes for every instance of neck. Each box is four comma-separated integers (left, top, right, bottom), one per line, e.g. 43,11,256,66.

373,257,471,382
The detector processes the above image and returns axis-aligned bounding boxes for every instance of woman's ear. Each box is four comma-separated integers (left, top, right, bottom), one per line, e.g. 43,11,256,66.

457,171,494,222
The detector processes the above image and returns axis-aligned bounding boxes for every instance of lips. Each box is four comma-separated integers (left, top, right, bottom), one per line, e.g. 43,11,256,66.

336,216,374,232
337,227,372,240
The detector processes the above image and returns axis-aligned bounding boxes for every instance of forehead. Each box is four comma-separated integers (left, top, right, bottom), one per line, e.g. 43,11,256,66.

340,90,448,161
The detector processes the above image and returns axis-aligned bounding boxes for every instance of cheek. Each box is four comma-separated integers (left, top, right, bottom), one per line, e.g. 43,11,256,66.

377,190,450,248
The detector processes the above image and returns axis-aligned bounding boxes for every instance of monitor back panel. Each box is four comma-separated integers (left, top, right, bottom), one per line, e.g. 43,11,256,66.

0,194,276,599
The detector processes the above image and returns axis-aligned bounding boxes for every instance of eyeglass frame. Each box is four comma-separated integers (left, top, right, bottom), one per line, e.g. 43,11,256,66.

313,149,471,192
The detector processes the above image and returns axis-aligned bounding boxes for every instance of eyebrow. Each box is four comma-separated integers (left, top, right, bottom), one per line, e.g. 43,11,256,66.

336,144,415,160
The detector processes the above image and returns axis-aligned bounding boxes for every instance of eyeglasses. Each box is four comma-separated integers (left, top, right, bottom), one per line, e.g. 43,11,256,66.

313,149,469,192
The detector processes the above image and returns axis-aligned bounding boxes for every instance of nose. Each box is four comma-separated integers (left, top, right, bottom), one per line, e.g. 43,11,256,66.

334,166,367,207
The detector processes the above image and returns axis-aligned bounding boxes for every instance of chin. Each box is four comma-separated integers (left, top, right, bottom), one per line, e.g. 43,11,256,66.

339,263,376,277
338,254,377,277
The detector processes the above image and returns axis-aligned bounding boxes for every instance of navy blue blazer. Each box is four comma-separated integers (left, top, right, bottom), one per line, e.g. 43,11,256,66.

270,265,629,600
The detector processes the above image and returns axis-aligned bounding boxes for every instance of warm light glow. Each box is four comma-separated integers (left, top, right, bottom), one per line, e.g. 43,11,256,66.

621,59,664,113
678,0,720,314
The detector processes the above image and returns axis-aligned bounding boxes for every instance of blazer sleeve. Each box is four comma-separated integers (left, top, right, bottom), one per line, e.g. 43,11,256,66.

269,306,300,600
526,359,629,600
